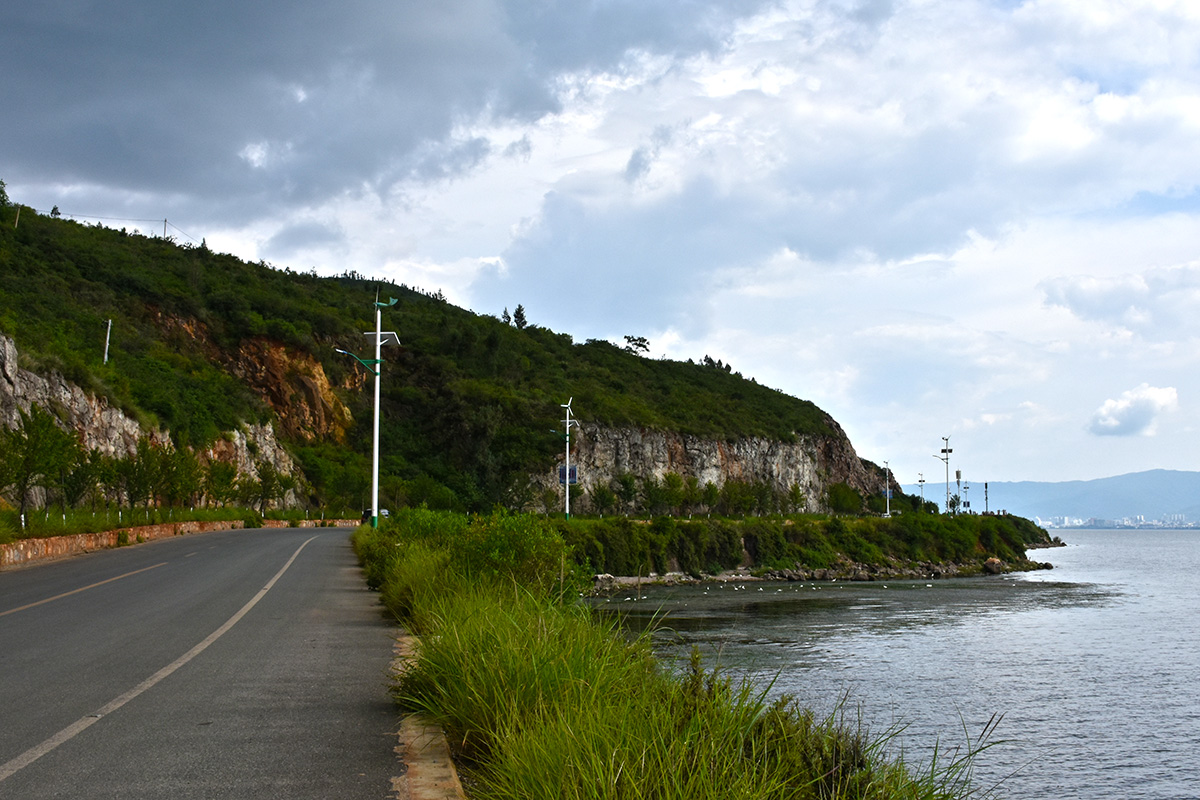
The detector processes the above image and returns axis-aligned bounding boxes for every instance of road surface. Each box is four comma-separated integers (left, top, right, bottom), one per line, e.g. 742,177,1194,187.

0,527,403,799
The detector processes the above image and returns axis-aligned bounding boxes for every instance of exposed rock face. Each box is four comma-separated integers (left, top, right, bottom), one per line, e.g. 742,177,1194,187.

202,422,298,485
1,332,299,506
151,311,353,442
542,421,875,512
0,332,162,456
225,338,352,442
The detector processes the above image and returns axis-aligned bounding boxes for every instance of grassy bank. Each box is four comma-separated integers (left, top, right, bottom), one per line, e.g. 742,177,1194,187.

552,512,1049,578
354,509,996,799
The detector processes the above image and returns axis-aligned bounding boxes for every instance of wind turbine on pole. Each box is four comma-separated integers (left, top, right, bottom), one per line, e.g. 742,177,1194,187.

561,398,578,518
335,295,398,528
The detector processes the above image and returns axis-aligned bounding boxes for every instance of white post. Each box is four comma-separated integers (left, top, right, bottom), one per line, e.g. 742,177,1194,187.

884,460,891,518
372,303,382,529
943,437,952,513
564,401,571,517
103,319,112,365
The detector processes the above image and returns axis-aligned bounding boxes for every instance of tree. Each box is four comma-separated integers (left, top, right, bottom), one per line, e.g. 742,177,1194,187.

682,476,701,515
589,484,616,516
254,460,280,513
0,404,77,516
623,335,650,355
501,307,511,325
825,482,863,514
512,304,527,329
785,483,806,514
124,438,160,509
614,473,638,513
50,205,61,218
663,472,685,515
204,460,238,507
0,177,9,207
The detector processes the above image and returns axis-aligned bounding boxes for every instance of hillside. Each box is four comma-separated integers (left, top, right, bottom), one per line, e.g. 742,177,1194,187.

0,197,868,513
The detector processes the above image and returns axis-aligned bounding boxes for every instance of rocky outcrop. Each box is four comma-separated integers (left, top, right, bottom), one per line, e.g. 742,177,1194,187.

0,332,164,456
1,332,300,506
224,338,353,442
544,421,877,512
150,311,353,442
202,422,299,489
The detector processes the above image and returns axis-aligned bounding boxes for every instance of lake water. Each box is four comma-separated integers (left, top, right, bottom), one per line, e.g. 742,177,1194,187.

601,530,1200,799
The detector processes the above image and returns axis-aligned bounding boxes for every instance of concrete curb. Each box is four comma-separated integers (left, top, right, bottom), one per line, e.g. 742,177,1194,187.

391,634,466,800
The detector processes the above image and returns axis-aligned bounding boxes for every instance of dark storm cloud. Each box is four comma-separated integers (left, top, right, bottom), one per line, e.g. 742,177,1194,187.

1,0,770,224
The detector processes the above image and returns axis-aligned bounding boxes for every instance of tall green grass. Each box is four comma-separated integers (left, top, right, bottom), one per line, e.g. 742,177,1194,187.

354,509,1000,800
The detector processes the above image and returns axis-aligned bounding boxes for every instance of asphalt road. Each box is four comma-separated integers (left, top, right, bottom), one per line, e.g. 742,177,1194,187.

0,528,403,799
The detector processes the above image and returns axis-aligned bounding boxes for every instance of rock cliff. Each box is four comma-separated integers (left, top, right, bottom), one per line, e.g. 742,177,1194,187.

542,420,879,513
0,331,299,499
151,311,354,442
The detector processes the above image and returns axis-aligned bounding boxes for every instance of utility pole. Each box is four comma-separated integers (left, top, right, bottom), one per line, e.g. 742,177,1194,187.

334,295,398,528
103,319,112,365
561,398,578,518
934,436,952,514
918,473,925,503
883,460,891,518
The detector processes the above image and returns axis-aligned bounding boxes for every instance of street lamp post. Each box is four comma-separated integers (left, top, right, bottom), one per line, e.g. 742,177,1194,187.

561,398,578,518
934,436,952,514
335,296,398,528
883,460,891,518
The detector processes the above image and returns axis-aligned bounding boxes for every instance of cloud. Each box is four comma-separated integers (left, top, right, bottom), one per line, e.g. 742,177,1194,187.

1042,263,1200,338
10,0,1200,481
262,220,346,261
1089,384,1179,437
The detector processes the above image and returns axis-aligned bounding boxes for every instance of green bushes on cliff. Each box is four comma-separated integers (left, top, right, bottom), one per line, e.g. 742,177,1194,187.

354,508,993,800
551,513,1040,577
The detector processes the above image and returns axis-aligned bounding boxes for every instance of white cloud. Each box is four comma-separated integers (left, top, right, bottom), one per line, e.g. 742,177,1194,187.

1089,384,1179,436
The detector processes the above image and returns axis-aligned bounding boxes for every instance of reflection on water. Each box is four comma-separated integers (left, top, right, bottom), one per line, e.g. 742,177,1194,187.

594,531,1200,800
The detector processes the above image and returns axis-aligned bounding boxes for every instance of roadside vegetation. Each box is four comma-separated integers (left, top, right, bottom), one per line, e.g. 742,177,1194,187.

556,511,1048,577
354,509,998,800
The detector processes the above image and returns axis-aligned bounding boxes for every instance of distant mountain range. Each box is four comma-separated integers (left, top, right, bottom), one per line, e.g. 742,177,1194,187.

903,469,1200,525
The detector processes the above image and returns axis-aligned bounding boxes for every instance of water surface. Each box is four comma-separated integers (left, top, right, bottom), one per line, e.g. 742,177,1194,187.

600,530,1200,799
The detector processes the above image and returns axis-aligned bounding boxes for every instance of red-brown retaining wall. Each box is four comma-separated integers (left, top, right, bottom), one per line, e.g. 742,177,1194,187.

0,519,360,569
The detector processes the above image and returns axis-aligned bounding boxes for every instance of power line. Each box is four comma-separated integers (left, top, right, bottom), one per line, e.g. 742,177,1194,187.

31,208,204,245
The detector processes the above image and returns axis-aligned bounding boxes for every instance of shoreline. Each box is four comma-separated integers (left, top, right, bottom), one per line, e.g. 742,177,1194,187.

592,554,1055,594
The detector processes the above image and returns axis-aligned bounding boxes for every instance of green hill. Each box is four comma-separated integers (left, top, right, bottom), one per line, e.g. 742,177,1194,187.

0,196,838,512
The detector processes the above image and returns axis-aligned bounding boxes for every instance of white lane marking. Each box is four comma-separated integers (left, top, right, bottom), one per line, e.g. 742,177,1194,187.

0,535,319,783
0,563,168,618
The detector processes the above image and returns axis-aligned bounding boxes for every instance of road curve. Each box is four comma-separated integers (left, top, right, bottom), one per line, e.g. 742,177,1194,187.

0,528,403,799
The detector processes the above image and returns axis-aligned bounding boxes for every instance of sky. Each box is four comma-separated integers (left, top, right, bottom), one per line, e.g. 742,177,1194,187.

4,0,1200,485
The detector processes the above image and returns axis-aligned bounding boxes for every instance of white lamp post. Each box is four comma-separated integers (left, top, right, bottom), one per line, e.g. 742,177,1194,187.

883,460,891,518
335,296,398,528
934,436,952,515
561,398,578,518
